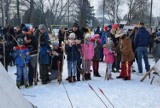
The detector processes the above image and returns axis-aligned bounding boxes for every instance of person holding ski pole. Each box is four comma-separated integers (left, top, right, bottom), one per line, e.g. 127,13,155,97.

103,36,115,80
13,38,30,88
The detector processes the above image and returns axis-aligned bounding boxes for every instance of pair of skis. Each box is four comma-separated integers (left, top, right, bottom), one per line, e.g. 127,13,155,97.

86,81,114,108
63,80,114,108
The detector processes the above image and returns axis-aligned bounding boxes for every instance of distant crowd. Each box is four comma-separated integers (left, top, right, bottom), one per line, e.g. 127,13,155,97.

0,21,160,88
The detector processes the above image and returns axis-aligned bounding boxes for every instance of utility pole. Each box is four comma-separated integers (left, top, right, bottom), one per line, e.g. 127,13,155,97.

150,0,153,27
103,0,105,27
17,0,20,26
68,0,69,28
114,0,117,24
2,0,6,27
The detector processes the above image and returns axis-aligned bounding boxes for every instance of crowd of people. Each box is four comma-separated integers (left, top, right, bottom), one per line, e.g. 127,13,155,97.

0,21,160,89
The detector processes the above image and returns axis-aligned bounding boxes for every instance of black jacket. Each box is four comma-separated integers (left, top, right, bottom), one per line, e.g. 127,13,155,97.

51,48,63,70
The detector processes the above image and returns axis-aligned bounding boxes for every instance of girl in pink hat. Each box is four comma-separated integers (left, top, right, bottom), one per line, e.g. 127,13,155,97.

81,33,94,80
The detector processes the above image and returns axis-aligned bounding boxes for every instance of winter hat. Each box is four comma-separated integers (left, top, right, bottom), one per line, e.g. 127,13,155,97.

115,29,124,38
53,41,59,47
69,33,76,39
72,23,79,27
93,34,99,39
85,33,91,38
38,24,47,31
17,38,24,45
22,27,28,32
104,26,108,32
112,24,119,29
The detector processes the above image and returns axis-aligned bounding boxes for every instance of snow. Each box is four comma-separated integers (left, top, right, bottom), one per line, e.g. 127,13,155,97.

8,58,160,108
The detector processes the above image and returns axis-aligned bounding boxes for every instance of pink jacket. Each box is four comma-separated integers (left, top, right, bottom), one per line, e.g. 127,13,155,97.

81,42,94,60
103,48,114,64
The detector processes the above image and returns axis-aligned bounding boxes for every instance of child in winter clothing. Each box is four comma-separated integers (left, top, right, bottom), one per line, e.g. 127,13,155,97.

50,41,63,83
91,34,102,77
81,33,94,80
14,38,30,88
103,37,114,80
65,33,80,82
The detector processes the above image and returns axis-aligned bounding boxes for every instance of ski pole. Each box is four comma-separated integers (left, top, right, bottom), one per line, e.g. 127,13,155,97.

11,35,27,66
87,83,108,108
62,82,73,108
2,34,6,69
98,88,114,108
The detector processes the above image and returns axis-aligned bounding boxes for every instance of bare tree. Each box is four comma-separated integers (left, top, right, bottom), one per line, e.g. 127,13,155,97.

124,0,150,24
98,0,121,23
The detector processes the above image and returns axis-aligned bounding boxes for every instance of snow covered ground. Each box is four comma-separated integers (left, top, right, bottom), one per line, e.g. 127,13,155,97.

8,58,160,108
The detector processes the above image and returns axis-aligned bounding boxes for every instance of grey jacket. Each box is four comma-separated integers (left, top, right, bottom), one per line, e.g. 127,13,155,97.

152,37,160,58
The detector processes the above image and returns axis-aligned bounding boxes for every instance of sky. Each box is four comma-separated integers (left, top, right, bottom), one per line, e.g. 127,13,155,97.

90,0,160,18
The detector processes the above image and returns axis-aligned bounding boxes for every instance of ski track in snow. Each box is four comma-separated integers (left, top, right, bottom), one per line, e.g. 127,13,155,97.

8,58,160,108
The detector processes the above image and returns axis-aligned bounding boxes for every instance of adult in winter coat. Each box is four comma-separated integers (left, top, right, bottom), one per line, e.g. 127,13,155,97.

101,26,109,61
24,34,38,86
129,27,138,72
38,24,51,84
116,30,134,80
58,27,66,46
134,22,150,74
65,33,80,82
91,34,102,77
152,32,160,62
69,23,83,81
2,25,14,71
102,26,109,45
81,33,94,80
108,24,120,72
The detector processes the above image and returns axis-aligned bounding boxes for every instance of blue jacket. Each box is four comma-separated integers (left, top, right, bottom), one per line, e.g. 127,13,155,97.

39,32,51,64
0,28,3,35
134,27,150,48
102,31,109,45
14,46,30,66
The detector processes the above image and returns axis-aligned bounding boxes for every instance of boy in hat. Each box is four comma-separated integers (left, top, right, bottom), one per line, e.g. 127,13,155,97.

13,38,30,88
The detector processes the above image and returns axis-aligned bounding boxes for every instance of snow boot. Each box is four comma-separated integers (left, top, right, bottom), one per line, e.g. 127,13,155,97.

94,71,101,77
24,81,29,88
109,74,113,80
16,82,21,89
85,73,88,80
116,76,123,79
68,76,72,83
88,73,91,80
73,76,76,82
105,73,109,80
